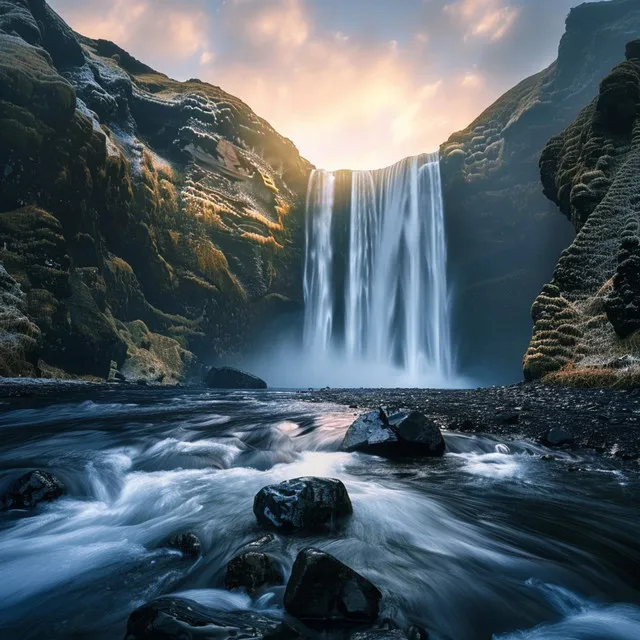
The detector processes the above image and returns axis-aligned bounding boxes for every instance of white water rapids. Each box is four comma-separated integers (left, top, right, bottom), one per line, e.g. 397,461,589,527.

303,153,458,388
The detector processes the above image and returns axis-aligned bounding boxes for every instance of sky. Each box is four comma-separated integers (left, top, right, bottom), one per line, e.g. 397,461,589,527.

49,0,603,170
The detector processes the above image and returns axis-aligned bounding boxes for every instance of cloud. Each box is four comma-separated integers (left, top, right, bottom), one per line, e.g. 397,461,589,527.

444,0,520,41
50,0,594,170
49,0,212,63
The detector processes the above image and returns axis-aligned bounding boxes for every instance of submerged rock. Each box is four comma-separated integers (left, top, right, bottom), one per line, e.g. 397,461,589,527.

166,533,201,559
342,410,445,458
124,597,296,640
0,470,65,510
542,428,575,447
225,551,283,593
205,367,267,390
284,548,381,624
253,477,352,532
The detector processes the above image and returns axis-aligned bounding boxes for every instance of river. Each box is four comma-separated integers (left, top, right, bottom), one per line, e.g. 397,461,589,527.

0,388,638,639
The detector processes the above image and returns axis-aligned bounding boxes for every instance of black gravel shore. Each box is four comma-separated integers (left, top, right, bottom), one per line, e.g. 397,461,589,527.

1,379,639,462
300,383,640,461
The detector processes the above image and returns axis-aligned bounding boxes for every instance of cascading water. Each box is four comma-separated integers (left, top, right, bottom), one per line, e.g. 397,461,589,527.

303,153,455,387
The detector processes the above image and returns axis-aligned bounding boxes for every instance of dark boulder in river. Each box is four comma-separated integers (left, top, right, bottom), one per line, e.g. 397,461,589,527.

225,551,283,593
284,548,381,624
166,532,201,559
124,597,296,639
342,410,445,458
0,470,65,510
542,427,575,447
253,477,352,533
205,367,267,390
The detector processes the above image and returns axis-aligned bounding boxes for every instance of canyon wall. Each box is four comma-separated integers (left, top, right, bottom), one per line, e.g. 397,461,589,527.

0,0,312,381
523,40,640,387
441,0,640,384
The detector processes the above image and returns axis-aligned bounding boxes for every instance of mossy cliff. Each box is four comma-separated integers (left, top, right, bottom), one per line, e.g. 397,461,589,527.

440,0,640,384
0,0,312,382
523,41,640,387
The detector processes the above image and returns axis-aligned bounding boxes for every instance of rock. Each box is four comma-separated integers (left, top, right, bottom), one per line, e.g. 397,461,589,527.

253,477,352,533
626,39,640,60
342,410,445,458
284,548,382,624
542,428,575,447
124,597,296,640
0,470,65,510
225,551,283,593
205,367,267,390
166,533,201,559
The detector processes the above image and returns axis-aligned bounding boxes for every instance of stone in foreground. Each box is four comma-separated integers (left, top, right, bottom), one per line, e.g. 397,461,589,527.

253,477,352,533
542,428,575,447
166,532,201,559
225,551,283,593
342,410,445,458
0,470,65,510
284,548,381,624
205,367,267,390
124,597,296,640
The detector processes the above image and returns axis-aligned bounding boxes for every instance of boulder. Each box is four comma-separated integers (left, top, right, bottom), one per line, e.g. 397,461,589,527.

205,367,267,390
166,532,201,559
542,428,575,447
342,410,445,458
0,470,65,510
284,548,381,624
124,597,296,640
253,477,352,533
225,551,283,593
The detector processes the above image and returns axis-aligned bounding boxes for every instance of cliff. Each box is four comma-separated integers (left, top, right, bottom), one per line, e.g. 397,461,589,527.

523,40,640,387
0,0,312,382
441,0,640,384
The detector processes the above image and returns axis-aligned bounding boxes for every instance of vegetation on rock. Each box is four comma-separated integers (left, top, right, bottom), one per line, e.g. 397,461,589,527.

0,0,312,381
524,41,640,387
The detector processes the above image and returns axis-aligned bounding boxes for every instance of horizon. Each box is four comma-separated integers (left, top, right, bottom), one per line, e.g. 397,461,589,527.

49,0,604,171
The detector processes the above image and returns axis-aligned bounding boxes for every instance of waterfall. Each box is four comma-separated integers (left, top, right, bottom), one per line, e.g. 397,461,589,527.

303,153,455,387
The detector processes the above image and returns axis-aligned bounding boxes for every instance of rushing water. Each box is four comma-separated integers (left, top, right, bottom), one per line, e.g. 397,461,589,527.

303,154,456,388
0,388,638,639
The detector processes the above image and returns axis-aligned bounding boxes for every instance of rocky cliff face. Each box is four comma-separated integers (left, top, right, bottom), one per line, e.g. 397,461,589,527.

523,40,640,387
0,0,312,381
441,0,640,384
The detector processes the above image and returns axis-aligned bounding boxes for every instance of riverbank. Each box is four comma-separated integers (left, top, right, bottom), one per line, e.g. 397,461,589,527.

301,383,640,461
2,378,639,462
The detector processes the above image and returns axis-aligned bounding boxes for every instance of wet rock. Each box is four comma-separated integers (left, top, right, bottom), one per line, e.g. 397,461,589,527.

166,533,201,559
284,548,381,625
124,597,296,640
205,367,267,390
253,477,352,533
542,428,575,447
0,470,65,510
342,410,445,458
225,552,283,593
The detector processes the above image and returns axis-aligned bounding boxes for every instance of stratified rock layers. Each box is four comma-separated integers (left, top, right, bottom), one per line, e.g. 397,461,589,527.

0,0,312,381
523,44,640,387
440,0,640,384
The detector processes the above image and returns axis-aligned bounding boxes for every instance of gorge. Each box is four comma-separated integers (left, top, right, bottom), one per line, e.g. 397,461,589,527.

1,1,640,639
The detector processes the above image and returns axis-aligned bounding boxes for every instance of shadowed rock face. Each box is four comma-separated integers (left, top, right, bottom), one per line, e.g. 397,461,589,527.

440,0,640,385
0,0,312,382
284,548,382,625
523,43,640,387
